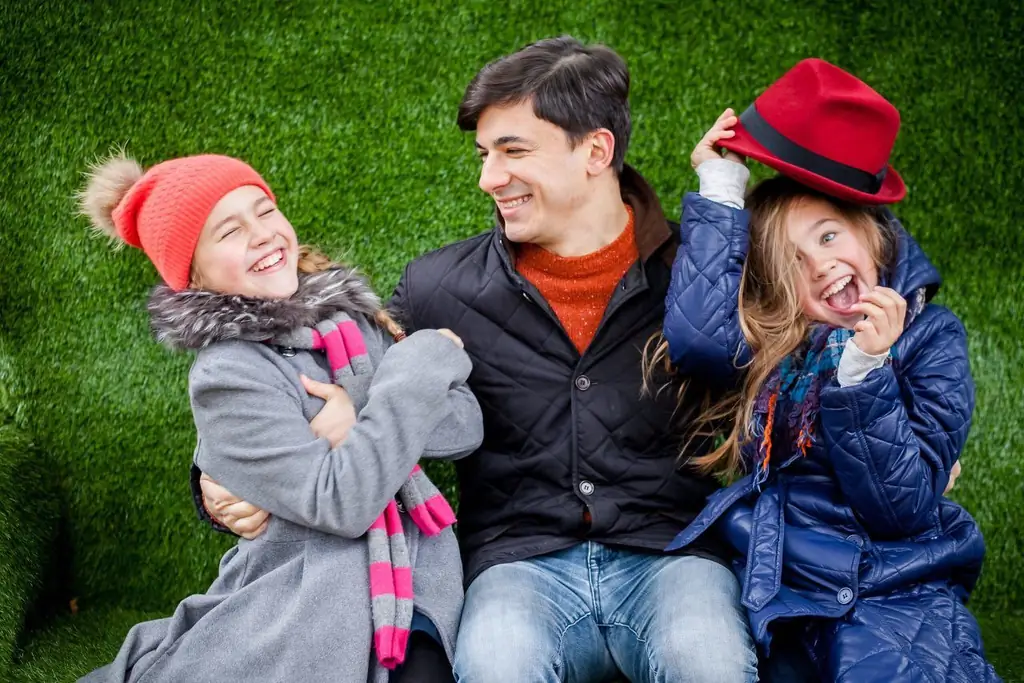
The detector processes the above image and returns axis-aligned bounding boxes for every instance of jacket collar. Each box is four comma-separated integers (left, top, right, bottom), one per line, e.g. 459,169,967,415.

148,267,380,351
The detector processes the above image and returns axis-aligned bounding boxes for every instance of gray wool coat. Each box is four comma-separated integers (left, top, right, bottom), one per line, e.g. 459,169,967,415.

82,268,483,683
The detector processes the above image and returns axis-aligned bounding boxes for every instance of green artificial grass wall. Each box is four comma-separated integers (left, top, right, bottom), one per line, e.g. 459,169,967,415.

1,0,1022,677
0,341,59,679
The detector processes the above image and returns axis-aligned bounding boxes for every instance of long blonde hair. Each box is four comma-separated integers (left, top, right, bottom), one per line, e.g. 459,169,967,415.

647,176,895,479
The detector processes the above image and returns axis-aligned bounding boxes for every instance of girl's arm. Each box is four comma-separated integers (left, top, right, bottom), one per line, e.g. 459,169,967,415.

373,317,483,461
664,180,751,383
388,267,483,460
664,110,751,383
820,306,974,538
422,382,484,460
190,329,474,539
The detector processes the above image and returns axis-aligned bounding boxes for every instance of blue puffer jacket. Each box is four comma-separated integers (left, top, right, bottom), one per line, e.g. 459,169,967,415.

664,193,1000,682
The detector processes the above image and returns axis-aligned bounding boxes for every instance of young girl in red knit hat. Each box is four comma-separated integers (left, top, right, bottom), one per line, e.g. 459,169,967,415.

77,151,482,683
658,59,1001,681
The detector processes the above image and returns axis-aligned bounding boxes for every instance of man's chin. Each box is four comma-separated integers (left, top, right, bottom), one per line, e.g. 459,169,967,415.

502,222,537,244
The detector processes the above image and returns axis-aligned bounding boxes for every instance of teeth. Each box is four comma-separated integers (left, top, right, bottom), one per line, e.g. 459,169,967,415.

498,196,531,209
821,275,853,300
253,250,283,272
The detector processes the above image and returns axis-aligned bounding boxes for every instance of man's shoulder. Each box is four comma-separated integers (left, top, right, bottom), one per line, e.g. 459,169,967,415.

403,228,496,290
409,229,493,268
391,228,500,326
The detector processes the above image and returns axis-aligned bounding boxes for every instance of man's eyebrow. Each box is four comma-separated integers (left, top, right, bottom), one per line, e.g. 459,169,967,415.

494,135,529,146
476,135,530,150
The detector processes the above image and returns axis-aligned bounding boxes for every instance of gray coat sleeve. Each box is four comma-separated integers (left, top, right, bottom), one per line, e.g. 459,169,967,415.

190,329,474,538
376,287,482,461
422,383,483,461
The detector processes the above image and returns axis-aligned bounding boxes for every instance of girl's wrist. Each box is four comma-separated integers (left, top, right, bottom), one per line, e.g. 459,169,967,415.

838,338,889,387
696,158,750,210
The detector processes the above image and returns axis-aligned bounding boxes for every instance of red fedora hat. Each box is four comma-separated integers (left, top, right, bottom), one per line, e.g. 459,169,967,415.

720,58,905,205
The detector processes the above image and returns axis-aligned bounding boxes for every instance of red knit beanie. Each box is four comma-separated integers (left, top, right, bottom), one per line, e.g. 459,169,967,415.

80,153,275,291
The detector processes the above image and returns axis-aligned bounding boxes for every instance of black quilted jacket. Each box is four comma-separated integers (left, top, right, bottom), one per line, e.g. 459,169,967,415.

391,167,726,584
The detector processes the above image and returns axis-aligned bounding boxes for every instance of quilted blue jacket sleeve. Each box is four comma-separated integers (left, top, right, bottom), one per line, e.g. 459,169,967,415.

820,306,974,539
663,193,751,383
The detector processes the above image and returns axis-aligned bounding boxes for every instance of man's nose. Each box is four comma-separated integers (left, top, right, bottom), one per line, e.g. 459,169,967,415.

478,155,510,194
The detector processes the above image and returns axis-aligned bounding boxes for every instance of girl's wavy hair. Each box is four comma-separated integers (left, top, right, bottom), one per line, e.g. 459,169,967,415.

296,245,405,339
645,175,898,479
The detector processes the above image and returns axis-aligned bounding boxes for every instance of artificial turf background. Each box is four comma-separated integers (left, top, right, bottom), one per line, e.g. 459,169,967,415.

1,0,1021,679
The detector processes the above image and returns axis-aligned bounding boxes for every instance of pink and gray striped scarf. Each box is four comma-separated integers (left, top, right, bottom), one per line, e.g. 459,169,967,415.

287,311,456,669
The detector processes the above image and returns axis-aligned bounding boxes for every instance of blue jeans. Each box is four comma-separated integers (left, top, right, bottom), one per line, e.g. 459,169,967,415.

454,542,758,682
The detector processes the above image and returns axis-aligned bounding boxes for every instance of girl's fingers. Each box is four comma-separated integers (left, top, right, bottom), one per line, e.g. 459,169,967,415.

853,304,891,338
896,293,907,319
859,290,893,309
851,302,884,319
863,288,904,323
235,512,269,536
241,519,270,541
300,374,342,400
863,292,897,327
221,501,260,518
706,131,736,147
199,478,238,510
712,117,738,134
874,286,903,301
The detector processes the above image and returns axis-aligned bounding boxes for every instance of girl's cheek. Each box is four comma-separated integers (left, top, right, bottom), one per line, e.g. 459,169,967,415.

800,297,817,319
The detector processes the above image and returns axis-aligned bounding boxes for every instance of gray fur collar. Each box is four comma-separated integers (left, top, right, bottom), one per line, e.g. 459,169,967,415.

148,267,381,351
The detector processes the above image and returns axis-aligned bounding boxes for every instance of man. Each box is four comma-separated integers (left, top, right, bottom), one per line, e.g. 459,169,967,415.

202,36,758,682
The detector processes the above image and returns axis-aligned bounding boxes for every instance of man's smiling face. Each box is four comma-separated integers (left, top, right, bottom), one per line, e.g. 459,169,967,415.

474,100,594,249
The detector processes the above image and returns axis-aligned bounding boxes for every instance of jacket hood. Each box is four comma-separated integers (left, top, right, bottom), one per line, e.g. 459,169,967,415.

883,213,941,301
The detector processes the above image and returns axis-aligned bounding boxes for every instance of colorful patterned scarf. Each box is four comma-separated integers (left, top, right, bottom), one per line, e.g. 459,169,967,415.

281,311,456,669
748,288,927,489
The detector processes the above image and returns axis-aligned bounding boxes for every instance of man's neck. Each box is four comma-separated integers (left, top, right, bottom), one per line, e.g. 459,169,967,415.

536,177,630,258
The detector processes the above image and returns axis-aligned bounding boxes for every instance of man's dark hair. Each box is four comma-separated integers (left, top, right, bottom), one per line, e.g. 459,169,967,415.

457,36,631,173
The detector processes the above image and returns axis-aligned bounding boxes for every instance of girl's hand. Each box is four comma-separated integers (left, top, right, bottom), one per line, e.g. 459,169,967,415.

850,287,907,356
945,460,963,494
691,108,746,170
200,473,269,539
436,328,464,349
301,375,357,449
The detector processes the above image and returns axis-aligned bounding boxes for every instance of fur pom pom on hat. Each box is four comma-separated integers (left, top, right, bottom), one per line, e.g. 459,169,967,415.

79,150,274,291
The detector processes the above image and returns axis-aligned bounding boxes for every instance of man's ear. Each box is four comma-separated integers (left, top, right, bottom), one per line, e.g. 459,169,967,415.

585,128,616,176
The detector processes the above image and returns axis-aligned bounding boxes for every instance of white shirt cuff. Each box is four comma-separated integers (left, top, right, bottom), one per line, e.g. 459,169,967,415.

837,338,889,387
696,158,750,209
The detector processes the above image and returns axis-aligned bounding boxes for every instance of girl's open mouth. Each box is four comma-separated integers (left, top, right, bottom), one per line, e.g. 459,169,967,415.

250,248,286,275
821,275,859,313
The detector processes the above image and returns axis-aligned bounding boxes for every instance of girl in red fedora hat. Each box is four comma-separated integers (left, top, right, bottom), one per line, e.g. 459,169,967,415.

657,59,1001,682
77,151,482,683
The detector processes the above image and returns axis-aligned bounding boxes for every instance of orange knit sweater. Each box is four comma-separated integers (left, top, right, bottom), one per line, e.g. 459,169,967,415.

517,206,638,353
